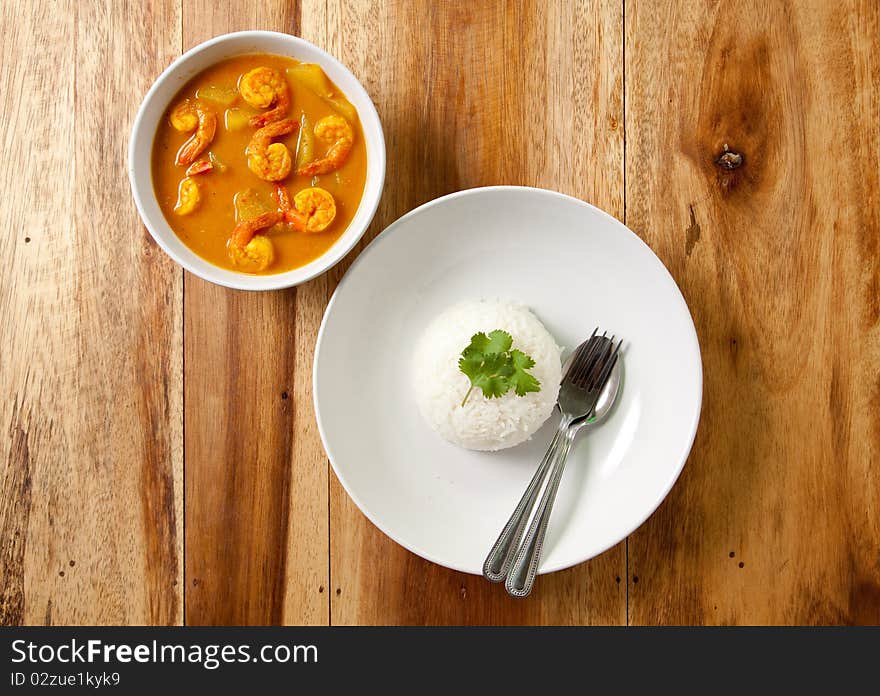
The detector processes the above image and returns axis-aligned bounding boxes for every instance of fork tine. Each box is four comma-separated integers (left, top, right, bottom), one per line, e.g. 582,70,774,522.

582,331,609,374
589,338,621,391
579,334,613,386
575,333,605,384
562,328,597,381
567,340,596,383
569,333,605,385
584,336,614,389
569,330,596,362
594,351,619,391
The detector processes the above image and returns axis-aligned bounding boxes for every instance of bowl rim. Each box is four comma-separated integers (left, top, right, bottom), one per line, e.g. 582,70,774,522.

313,185,704,575
128,30,386,291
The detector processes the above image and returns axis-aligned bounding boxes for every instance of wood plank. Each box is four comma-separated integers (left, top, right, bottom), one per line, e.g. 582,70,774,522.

0,0,183,625
182,0,330,626
325,0,626,625
626,0,880,624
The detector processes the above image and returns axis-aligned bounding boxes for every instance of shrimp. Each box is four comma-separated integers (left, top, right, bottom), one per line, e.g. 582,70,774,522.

239,67,291,128
227,211,281,271
185,159,213,176
174,177,200,215
246,118,298,182
296,115,353,177
273,184,336,233
170,100,217,166
272,182,294,213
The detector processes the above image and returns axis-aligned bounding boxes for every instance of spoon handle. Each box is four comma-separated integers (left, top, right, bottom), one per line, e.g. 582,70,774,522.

504,428,575,597
482,423,567,582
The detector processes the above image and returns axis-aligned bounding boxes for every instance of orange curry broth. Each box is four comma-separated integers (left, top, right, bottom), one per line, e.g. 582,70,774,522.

151,53,367,275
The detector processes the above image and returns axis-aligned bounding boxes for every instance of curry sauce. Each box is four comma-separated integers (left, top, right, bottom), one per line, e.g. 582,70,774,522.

151,53,367,274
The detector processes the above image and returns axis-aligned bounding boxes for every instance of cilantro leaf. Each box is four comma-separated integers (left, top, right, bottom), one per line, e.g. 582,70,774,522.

458,331,541,406
461,332,490,357
509,349,541,396
461,330,513,357
510,349,536,370
473,371,511,399
484,329,513,354
458,352,485,381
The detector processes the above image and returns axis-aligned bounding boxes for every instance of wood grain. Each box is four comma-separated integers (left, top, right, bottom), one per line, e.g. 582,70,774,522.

182,0,330,626
4,0,878,628
625,0,880,624
0,0,183,624
322,0,627,625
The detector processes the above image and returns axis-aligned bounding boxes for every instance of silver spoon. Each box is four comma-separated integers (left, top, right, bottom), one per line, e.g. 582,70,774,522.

504,353,622,598
483,332,606,583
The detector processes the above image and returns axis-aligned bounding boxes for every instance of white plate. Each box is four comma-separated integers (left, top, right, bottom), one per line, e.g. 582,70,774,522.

314,187,702,574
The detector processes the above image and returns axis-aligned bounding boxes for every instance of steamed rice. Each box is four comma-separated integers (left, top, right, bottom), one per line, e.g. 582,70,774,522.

412,299,562,451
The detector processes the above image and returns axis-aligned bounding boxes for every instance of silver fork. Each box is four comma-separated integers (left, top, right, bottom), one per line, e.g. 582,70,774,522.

505,335,620,596
482,331,619,585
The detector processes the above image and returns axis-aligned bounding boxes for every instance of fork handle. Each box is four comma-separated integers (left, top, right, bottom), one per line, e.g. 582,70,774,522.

482,420,569,582
504,427,576,597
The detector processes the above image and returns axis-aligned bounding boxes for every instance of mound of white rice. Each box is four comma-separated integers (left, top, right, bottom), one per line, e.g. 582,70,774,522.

412,299,562,451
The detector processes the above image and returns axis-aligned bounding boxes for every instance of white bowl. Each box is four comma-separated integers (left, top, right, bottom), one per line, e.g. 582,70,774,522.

314,187,702,575
128,31,386,291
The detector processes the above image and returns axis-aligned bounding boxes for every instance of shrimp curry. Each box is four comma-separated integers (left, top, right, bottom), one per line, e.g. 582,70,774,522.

152,53,367,274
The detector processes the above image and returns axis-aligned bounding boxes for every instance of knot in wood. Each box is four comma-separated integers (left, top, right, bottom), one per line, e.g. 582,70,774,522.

716,144,744,170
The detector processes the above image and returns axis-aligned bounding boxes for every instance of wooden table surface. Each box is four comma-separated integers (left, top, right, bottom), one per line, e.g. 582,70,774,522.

2,0,878,626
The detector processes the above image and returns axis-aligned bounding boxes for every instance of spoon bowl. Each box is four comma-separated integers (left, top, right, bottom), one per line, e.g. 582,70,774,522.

581,355,622,428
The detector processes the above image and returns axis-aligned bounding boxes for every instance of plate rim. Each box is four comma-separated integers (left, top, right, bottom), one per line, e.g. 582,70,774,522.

313,185,703,575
